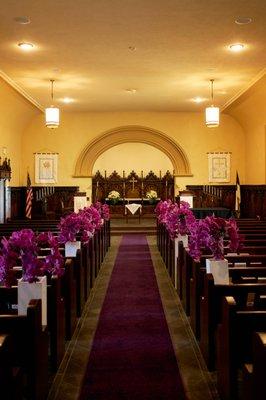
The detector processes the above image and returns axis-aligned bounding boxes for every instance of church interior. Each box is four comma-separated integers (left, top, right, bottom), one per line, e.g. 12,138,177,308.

0,1,266,399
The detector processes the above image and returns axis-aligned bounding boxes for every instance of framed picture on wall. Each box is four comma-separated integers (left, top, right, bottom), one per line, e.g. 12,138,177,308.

35,153,58,184
208,152,230,182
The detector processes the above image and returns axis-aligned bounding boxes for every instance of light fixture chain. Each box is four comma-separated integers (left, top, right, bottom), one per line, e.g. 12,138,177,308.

50,79,54,101
210,79,214,103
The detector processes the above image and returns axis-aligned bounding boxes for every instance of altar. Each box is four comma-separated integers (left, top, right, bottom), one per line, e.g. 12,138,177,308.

105,198,160,205
92,170,174,217
105,198,160,217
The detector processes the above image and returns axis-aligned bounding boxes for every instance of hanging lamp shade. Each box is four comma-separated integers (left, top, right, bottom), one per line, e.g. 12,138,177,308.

205,105,219,127
205,79,219,128
45,80,60,128
45,106,60,128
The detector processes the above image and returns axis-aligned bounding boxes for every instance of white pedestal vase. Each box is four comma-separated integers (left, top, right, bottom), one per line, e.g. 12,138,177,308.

65,240,81,257
174,234,188,289
206,259,229,285
18,275,47,326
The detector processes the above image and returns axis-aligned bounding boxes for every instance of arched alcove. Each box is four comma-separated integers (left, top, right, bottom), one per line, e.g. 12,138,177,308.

93,143,173,176
73,125,192,177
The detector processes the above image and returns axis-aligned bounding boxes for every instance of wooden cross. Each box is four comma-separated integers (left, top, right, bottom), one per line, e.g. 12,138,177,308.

129,177,137,190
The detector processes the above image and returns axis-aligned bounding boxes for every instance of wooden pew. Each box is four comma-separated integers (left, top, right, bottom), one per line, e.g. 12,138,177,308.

190,260,266,339
62,249,86,318
177,240,185,299
0,275,65,373
216,297,266,400
199,274,266,370
62,259,77,339
183,252,266,317
0,333,23,400
0,299,48,400
47,275,65,371
242,332,266,400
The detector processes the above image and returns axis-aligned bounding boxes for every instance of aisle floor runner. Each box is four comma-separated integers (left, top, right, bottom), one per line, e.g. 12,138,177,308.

79,234,187,399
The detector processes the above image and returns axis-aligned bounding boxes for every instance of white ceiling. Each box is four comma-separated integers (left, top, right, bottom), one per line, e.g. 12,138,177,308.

0,0,265,112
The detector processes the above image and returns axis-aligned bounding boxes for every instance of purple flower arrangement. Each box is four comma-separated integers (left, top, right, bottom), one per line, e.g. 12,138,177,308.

165,201,196,239
93,202,110,221
188,216,241,261
0,229,64,286
37,232,64,277
155,200,173,224
156,200,196,239
58,204,106,244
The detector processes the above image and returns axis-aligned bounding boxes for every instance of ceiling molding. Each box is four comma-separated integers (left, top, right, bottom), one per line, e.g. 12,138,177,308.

222,68,266,112
0,70,44,112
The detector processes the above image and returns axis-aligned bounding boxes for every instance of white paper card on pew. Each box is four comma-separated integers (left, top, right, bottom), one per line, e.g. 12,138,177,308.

174,234,188,258
174,234,188,289
65,240,81,257
206,259,229,285
18,275,47,326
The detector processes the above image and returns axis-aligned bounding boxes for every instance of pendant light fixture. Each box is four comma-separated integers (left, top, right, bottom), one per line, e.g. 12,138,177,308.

45,79,60,129
205,79,219,128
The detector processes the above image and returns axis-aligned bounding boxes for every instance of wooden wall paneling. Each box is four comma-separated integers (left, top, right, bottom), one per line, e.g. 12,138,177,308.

10,186,79,220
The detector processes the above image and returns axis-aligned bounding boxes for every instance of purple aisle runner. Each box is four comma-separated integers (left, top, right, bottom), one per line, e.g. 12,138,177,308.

79,234,187,399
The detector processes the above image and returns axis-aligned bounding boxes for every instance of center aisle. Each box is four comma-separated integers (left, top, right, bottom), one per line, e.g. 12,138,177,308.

78,234,187,399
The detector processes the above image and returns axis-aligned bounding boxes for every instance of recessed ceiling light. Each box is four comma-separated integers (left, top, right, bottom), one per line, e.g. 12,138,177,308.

18,42,34,51
125,88,137,93
229,43,245,52
235,17,252,25
14,16,31,24
191,97,206,103
61,97,74,104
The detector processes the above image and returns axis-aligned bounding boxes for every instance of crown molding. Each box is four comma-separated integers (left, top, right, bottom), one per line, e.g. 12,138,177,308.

222,68,266,111
0,70,44,112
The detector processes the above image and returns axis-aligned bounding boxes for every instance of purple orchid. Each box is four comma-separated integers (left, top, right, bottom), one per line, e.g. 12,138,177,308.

37,231,64,277
0,229,66,286
58,205,102,244
165,201,196,239
188,215,242,261
93,202,110,221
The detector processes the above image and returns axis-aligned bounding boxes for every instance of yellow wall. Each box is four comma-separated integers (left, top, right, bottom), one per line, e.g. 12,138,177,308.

93,143,173,176
1,73,265,190
0,78,40,185
226,75,266,184
22,111,245,196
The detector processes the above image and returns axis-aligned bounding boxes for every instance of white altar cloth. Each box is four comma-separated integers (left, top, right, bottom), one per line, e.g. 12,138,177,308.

125,203,142,215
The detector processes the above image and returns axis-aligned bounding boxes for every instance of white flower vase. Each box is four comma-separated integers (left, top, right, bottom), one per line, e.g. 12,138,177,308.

174,234,188,289
65,240,81,257
18,275,47,326
206,258,229,285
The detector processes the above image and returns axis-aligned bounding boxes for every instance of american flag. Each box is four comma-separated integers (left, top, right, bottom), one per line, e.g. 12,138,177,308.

235,171,241,216
25,173,33,219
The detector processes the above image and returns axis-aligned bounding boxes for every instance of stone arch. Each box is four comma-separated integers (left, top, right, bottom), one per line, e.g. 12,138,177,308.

74,125,192,177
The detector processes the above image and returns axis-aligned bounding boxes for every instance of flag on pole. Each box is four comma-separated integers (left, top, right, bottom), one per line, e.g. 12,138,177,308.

235,172,241,217
25,173,33,219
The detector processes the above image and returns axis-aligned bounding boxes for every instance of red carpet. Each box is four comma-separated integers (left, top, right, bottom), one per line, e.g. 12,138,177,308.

79,234,187,399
